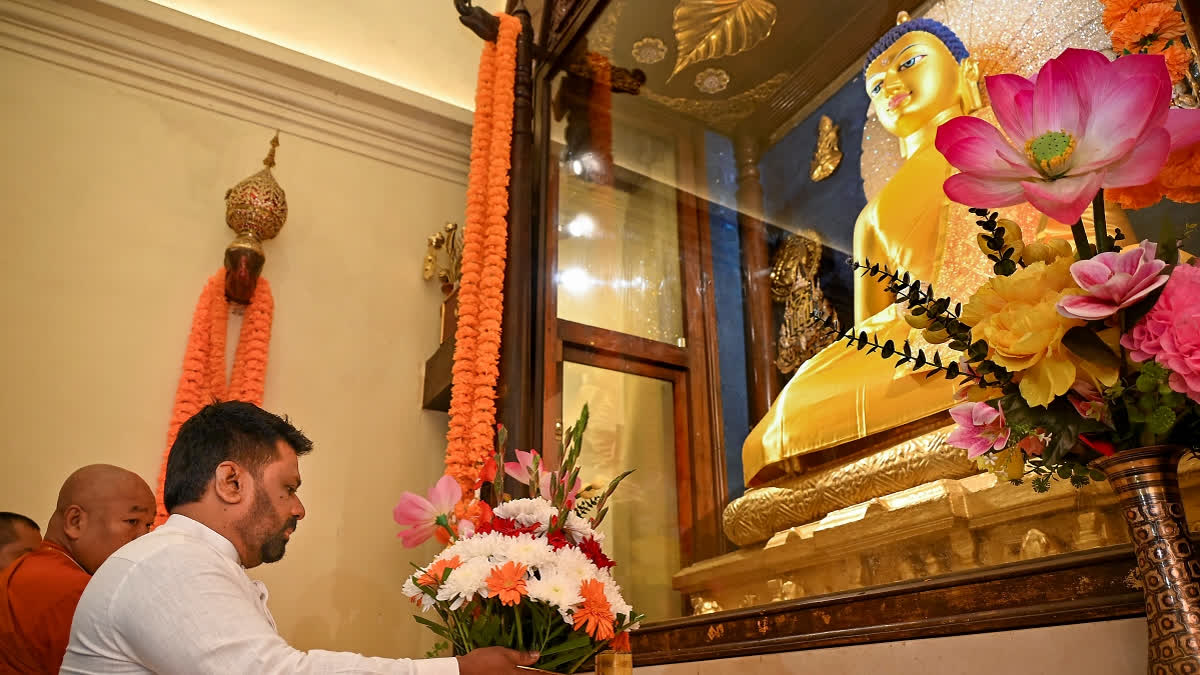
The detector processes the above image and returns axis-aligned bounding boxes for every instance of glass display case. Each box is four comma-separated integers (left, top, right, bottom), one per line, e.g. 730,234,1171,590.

518,0,1200,644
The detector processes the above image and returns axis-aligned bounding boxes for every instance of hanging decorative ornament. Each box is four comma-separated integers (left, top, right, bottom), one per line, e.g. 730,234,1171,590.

153,135,284,524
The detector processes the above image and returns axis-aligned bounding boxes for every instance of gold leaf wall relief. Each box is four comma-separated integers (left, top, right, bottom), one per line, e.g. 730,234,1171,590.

669,0,778,81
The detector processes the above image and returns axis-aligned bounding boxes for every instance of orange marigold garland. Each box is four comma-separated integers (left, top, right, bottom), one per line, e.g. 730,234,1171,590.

1102,0,1200,210
445,13,522,494
154,270,274,523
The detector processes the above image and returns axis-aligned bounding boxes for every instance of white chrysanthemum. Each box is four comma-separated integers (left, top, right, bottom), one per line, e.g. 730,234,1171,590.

550,545,599,587
437,557,491,610
563,512,595,543
494,498,557,532
438,532,505,563
402,576,437,611
497,533,556,569
596,569,633,621
525,571,583,623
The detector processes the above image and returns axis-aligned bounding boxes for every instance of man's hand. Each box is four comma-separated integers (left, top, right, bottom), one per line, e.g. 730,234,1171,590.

456,647,540,674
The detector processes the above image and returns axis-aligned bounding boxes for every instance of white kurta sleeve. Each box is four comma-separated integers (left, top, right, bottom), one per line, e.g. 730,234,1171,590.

105,550,458,675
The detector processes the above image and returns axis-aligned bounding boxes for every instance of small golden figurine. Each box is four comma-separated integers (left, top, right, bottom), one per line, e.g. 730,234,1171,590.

422,222,463,296
770,232,838,373
809,115,842,182
423,222,464,344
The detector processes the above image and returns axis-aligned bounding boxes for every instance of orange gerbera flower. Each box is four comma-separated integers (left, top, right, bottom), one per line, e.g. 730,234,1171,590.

573,579,615,640
486,561,528,606
610,631,631,652
1111,2,1186,52
418,556,462,588
1102,0,1155,30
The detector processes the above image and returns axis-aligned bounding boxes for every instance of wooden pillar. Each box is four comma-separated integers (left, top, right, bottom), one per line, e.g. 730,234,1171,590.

496,7,538,450
1180,0,1200,58
733,133,780,421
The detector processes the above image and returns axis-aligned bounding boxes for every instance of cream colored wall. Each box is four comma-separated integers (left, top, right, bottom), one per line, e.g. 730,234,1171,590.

134,0,506,111
0,45,460,658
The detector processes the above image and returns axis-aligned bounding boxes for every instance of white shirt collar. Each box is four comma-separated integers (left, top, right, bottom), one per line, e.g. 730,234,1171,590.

162,513,242,566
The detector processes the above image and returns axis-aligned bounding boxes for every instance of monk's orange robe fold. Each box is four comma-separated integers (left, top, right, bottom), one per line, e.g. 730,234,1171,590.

0,541,90,673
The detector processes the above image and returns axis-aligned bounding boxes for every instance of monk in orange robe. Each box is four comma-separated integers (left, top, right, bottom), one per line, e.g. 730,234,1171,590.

0,513,41,569
0,464,154,673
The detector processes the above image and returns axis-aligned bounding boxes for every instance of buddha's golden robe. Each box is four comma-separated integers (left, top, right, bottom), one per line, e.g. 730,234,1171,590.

742,131,1077,486
743,142,960,485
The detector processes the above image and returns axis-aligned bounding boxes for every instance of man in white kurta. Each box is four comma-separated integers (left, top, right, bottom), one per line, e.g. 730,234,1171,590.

61,401,537,675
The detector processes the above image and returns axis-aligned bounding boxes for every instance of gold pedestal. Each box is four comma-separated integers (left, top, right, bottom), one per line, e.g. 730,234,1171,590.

679,455,1200,614
725,423,976,547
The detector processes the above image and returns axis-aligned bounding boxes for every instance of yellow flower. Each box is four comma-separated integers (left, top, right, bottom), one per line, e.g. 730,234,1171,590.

962,258,1084,407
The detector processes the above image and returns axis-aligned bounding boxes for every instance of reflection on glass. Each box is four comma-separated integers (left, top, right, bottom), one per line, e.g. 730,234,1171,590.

553,71,684,344
562,362,682,621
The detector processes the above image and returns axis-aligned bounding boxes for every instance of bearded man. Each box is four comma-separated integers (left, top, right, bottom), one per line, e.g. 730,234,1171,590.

62,401,536,674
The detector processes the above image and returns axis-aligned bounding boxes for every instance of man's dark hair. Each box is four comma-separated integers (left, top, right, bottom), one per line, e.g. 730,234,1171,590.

0,512,39,546
164,401,313,512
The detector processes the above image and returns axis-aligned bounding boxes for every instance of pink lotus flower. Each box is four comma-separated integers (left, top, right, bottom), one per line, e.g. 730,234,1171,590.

1122,263,1200,403
936,49,1200,224
393,475,461,548
1057,241,1168,320
947,402,1011,458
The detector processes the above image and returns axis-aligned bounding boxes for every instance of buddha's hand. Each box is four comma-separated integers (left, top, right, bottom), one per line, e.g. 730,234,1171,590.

456,647,540,674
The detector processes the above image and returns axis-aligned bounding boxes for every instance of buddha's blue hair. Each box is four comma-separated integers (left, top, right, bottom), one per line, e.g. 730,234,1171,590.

864,18,969,74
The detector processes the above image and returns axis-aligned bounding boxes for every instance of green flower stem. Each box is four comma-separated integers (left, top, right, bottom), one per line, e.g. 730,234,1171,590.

1093,188,1110,254
1072,219,1093,259
514,601,524,651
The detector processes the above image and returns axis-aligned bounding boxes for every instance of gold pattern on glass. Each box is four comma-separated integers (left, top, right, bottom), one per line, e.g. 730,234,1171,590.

642,71,790,134
770,233,837,374
694,67,731,94
668,0,778,81
809,115,842,182
632,37,668,64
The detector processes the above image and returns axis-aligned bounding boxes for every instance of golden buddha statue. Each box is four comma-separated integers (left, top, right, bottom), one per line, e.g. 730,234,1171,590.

741,15,1074,487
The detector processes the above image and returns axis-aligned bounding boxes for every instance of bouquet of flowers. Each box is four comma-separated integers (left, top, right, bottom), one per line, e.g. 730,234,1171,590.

394,407,642,673
821,48,1200,491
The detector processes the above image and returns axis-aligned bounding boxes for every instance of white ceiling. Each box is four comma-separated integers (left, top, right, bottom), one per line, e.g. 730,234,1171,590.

145,0,507,112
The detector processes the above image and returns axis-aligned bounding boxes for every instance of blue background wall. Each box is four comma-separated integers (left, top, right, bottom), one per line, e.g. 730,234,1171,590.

705,74,871,501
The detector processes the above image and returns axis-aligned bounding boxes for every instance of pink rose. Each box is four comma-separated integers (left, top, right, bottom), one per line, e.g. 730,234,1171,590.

947,402,1011,458
1057,241,1168,320
1121,262,1200,403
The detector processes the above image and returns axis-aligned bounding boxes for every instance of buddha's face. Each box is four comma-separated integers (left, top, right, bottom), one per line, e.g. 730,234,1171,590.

866,31,962,138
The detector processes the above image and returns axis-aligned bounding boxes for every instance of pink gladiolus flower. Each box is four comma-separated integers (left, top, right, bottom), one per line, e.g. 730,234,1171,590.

1122,263,1200,403
947,402,1011,458
936,49,1200,224
1057,241,1168,320
1068,379,1110,424
504,449,539,484
540,471,583,509
505,449,583,507
393,475,461,548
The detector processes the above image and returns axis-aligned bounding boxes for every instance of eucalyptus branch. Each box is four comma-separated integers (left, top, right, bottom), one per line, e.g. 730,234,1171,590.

814,317,982,384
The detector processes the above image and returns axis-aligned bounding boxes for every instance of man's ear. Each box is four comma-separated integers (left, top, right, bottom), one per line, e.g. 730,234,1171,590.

213,461,249,505
62,505,86,541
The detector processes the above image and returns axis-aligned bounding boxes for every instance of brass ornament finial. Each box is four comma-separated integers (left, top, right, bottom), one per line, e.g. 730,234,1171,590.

222,133,287,303
896,11,911,25
225,132,288,244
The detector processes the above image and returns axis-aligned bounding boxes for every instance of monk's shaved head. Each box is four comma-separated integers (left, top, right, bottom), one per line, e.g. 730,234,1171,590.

45,465,155,574
56,465,154,516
